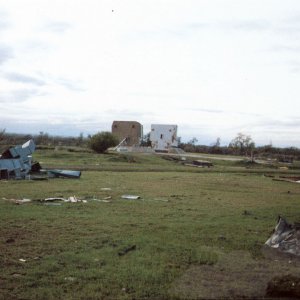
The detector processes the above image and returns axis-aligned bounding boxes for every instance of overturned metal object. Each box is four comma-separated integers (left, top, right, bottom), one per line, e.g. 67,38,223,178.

265,217,300,256
47,169,81,179
0,140,82,180
0,140,35,179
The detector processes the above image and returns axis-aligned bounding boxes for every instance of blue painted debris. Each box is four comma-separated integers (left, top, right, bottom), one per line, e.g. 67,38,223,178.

47,169,81,179
0,140,35,179
0,140,82,180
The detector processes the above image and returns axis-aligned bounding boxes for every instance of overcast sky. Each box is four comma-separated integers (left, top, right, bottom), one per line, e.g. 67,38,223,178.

0,1,300,147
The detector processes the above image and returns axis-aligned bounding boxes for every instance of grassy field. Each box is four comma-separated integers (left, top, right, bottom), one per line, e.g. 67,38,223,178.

1,150,300,299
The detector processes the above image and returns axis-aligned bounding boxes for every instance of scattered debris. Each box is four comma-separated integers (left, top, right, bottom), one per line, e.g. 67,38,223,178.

280,176,300,183
19,259,26,263
68,196,79,203
118,245,136,256
64,277,76,282
15,199,32,205
278,155,294,163
5,198,32,205
121,195,141,200
93,196,112,202
273,177,300,183
44,197,66,202
265,216,300,256
185,160,213,168
100,188,112,191
43,196,86,203
5,195,111,205
279,166,289,170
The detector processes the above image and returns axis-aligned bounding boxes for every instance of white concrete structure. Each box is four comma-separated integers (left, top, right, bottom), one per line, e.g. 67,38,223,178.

150,124,178,151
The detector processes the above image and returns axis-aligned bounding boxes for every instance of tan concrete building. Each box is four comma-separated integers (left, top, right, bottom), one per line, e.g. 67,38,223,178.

111,121,143,146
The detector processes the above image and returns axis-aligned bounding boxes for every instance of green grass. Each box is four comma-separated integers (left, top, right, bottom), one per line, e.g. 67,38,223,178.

1,150,300,299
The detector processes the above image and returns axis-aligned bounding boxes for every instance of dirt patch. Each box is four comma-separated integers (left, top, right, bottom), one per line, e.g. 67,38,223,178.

266,274,300,298
169,250,300,299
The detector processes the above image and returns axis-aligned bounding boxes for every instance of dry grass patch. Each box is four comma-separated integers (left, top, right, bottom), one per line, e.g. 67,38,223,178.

169,249,300,299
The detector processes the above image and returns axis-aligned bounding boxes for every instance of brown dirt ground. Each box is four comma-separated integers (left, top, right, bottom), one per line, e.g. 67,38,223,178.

169,248,300,299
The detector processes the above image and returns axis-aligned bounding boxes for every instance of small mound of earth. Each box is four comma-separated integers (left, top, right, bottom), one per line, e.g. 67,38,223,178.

266,274,300,298
169,250,300,299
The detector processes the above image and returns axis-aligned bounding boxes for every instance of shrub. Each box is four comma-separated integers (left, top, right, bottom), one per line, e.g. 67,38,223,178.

88,132,119,153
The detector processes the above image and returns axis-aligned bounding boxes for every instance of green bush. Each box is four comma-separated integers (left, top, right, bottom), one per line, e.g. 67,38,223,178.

88,132,119,153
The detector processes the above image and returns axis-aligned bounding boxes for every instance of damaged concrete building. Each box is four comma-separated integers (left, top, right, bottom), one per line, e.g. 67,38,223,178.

112,121,143,146
150,124,178,152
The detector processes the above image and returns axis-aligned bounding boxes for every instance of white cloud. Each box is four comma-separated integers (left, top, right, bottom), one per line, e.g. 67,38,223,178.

43,21,72,34
2,72,46,86
0,44,13,64
0,0,300,147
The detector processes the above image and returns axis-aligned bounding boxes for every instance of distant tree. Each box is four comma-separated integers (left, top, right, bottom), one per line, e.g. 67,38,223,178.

176,136,182,148
182,137,198,152
88,132,119,153
0,128,6,142
188,137,198,145
257,143,273,157
36,131,50,145
76,132,84,146
214,137,221,147
140,132,151,147
211,137,222,154
229,133,255,157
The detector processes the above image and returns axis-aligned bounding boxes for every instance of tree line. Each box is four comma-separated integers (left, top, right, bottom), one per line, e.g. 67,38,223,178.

1,129,300,160
178,133,300,161
0,130,119,154
0,130,88,148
